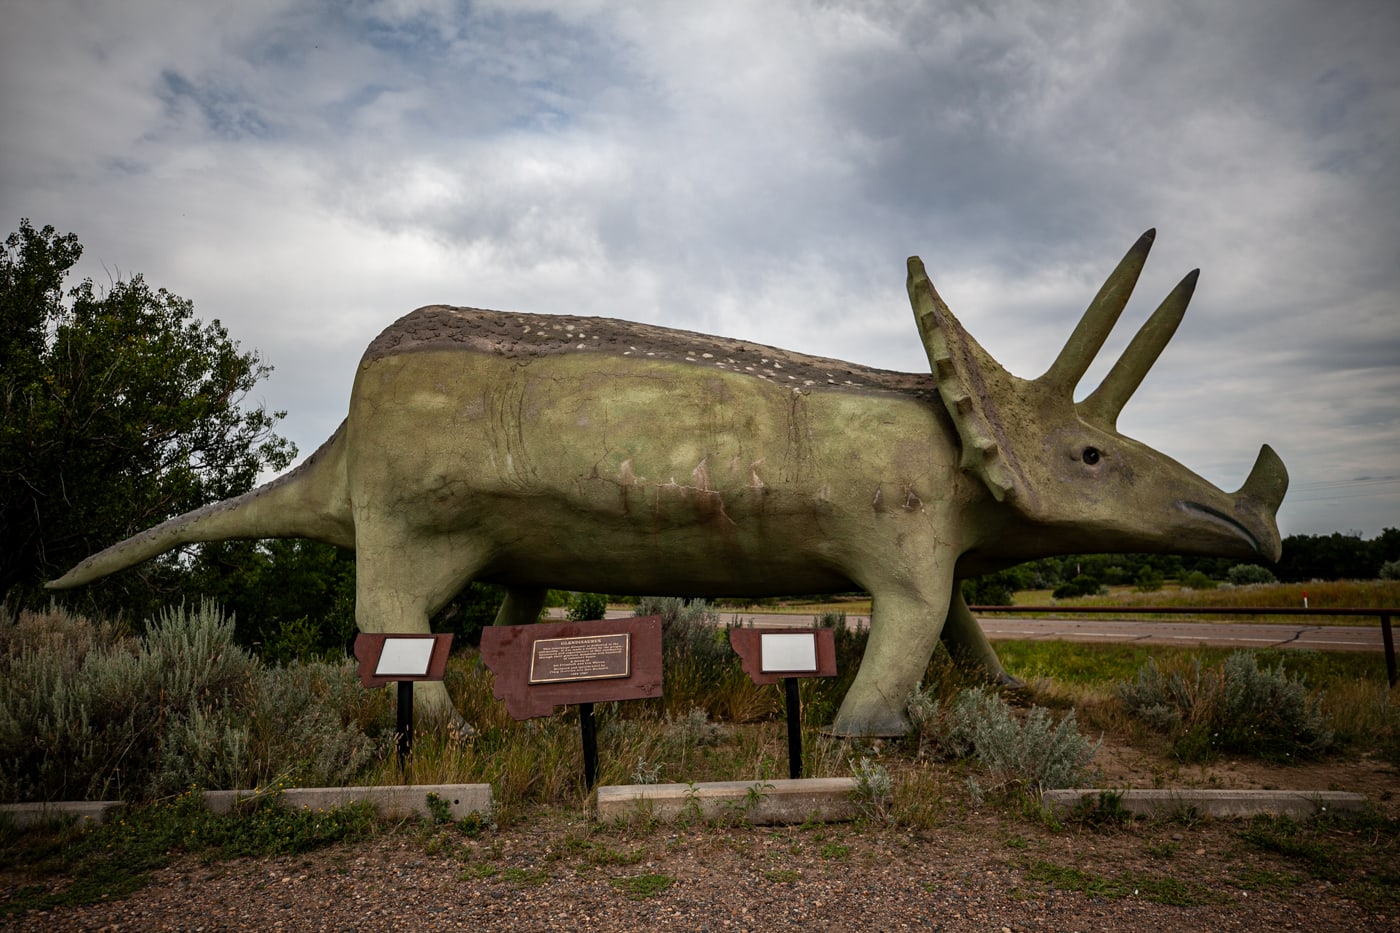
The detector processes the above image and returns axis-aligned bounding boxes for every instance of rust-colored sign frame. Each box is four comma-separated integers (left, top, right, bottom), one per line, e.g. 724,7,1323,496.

728,627,837,686
353,633,454,688
479,616,663,720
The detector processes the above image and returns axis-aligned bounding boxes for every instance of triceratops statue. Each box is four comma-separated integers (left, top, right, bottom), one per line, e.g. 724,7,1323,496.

51,230,1287,736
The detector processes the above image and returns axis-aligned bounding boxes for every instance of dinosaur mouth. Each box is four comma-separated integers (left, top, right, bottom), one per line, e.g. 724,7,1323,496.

1179,501,1262,554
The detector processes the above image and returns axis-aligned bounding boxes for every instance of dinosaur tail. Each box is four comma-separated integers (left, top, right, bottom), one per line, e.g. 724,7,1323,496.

46,421,354,589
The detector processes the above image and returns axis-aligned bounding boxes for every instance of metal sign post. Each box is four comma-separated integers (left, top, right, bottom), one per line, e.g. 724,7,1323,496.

783,677,803,779
396,681,414,769
729,628,838,780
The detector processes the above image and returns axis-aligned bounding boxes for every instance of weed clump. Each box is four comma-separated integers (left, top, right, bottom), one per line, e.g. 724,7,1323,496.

1116,651,1333,762
849,756,893,820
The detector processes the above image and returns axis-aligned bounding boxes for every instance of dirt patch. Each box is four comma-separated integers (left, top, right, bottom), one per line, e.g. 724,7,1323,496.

1093,734,1399,806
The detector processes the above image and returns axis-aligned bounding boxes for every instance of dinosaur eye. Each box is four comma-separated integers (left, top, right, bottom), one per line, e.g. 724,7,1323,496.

1082,447,1101,465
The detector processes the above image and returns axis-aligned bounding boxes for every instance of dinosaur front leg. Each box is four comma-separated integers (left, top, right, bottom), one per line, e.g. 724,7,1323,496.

831,555,957,737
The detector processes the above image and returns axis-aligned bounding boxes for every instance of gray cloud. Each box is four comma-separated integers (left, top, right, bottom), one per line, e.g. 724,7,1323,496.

2,0,1396,536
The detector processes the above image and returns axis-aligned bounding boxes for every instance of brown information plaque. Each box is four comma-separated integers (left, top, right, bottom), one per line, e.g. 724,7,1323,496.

479,617,663,720
353,633,454,688
529,633,631,684
728,627,837,685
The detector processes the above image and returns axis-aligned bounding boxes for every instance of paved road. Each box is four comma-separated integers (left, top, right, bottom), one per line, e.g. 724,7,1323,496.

702,611,1388,652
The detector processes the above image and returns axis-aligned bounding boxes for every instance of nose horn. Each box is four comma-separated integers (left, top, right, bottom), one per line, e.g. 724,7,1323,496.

1236,444,1289,513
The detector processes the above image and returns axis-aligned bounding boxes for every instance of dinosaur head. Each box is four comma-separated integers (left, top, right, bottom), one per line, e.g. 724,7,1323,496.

908,231,1287,562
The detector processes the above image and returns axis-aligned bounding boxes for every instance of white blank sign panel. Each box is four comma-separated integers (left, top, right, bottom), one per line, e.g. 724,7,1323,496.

375,638,437,677
760,633,818,673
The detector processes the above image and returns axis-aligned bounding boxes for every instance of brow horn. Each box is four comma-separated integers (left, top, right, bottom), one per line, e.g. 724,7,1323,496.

1078,269,1197,428
1039,229,1155,395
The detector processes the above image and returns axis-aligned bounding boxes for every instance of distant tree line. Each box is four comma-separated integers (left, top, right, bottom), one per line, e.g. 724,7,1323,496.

961,529,1400,605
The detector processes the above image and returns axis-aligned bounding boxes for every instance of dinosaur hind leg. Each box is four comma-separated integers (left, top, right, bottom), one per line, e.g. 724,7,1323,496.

493,586,548,626
940,587,1021,686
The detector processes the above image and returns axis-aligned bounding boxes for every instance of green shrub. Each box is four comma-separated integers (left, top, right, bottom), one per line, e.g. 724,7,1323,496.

1379,559,1400,581
905,687,947,760
947,687,1100,798
0,602,256,801
1134,567,1164,593
634,598,776,722
1115,656,1213,735
906,684,1099,799
849,756,893,820
1217,653,1333,760
1179,571,1217,591
962,574,1016,606
1116,651,1333,762
566,592,610,621
0,603,391,802
1053,575,1105,599
1227,563,1277,586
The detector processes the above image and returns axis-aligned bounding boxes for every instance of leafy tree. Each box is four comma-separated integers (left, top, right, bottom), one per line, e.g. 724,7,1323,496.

1133,566,1165,592
962,566,1032,606
1373,528,1400,567
187,539,357,661
1276,532,1377,582
1180,570,1217,590
566,592,610,621
0,220,294,618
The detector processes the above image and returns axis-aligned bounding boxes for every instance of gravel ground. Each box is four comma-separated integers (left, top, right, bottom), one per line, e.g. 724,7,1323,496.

6,803,1396,932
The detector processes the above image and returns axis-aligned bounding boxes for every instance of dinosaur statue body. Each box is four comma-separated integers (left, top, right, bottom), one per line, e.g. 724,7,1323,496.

51,232,1288,735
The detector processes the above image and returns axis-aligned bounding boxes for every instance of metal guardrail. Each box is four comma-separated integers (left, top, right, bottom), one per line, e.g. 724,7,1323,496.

968,605,1398,687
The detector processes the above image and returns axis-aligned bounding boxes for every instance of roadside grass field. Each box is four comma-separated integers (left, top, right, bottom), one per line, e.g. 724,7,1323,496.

994,579,1400,621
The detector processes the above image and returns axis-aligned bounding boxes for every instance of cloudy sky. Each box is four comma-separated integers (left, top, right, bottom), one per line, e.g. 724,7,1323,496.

3,0,1397,539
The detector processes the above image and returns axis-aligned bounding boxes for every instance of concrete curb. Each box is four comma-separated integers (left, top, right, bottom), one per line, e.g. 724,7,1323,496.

1043,788,1368,820
597,777,859,825
2,785,493,829
203,784,493,822
0,800,124,829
